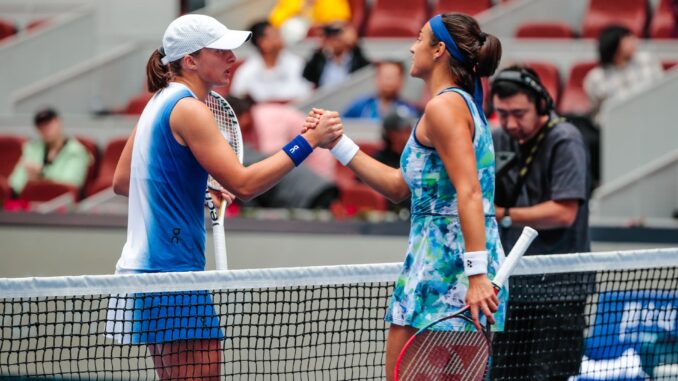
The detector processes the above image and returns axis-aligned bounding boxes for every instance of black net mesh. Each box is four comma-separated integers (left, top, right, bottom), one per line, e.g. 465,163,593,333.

1,253,677,380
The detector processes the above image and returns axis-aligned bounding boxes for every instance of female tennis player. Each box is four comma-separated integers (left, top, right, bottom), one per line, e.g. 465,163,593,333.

107,14,343,380
307,13,504,380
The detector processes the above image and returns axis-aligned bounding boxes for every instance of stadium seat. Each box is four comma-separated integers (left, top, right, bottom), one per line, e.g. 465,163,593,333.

84,137,127,197
19,180,79,202
26,19,49,32
581,0,648,38
349,0,368,35
515,21,576,38
74,136,100,199
558,61,597,115
0,18,17,42
524,61,562,106
0,174,12,203
662,60,678,70
364,0,428,37
433,0,492,16
339,182,388,211
0,135,25,178
649,0,676,38
122,92,154,115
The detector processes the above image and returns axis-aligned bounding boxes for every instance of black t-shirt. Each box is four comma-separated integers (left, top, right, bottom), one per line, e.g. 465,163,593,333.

492,117,591,255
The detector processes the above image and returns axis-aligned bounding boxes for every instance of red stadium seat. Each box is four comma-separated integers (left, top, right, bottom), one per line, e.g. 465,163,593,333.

74,136,100,199
662,60,678,70
0,18,17,42
364,0,428,37
0,135,25,178
515,21,576,38
581,0,648,38
349,0,368,35
558,61,597,115
433,0,492,16
26,19,49,32
19,180,79,202
0,175,11,205
85,137,127,197
339,182,388,211
123,92,154,115
649,0,677,38
523,61,562,106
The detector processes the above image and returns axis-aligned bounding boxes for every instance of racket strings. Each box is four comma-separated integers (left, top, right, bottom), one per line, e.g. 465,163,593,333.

401,326,489,381
205,93,243,191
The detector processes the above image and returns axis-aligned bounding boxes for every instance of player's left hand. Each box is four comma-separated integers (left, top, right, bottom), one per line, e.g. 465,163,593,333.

208,188,236,209
466,274,499,331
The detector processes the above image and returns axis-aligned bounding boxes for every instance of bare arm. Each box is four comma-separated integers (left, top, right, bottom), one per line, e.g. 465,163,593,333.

172,98,342,201
112,127,137,197
496,199,579,229
305,109,410,202
345,151,410,203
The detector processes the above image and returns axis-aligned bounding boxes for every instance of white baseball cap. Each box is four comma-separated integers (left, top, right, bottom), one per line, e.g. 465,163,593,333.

161,14,252,65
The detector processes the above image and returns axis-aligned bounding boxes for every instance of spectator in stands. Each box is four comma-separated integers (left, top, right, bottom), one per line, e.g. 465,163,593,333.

230,20,312,103
374,109,413,212
269,0,351,37
342,60,420,119
227,96,339,209
303,21,370,88
583,25,663,124
490,66,592,381
9,107,91,195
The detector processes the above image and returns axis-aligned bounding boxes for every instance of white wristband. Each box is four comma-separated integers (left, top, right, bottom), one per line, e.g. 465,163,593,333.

331,135,359,166
463,250,488,276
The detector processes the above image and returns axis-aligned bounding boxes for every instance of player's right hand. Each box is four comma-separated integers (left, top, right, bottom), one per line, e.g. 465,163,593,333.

466,274,499,331
304,110,343,148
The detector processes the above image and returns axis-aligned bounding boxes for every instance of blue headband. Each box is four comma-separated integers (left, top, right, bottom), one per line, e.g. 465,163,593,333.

430,15,467,65
429,14,486,121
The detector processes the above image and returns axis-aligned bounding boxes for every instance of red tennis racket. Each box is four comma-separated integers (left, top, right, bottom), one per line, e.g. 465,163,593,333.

394,227,538,381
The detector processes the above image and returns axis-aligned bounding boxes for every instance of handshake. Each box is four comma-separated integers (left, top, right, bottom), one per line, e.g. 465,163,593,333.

301,108,359,166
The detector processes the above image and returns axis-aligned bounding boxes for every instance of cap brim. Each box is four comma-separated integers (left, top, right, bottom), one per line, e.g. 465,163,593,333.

206,30,252,50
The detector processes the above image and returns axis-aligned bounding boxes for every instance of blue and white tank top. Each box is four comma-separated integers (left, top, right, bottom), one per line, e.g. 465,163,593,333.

116,82,209,273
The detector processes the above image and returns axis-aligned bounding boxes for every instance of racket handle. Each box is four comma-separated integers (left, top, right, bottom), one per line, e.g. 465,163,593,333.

492,226,537,289
214,201,228,270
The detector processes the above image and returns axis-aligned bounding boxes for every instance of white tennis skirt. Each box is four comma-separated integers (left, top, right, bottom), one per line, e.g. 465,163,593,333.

105,290,224,344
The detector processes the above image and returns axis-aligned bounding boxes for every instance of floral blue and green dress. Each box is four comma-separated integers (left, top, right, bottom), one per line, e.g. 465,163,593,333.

384,87,507,331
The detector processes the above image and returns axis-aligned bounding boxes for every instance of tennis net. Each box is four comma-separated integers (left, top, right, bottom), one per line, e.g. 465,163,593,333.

0,249,677,380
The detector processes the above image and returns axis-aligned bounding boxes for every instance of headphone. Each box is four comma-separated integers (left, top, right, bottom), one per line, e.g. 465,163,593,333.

491,67,554,115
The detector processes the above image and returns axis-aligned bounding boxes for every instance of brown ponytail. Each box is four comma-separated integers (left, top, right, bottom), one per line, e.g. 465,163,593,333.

146,49,171,92
476,33,502,77
431,13,503,93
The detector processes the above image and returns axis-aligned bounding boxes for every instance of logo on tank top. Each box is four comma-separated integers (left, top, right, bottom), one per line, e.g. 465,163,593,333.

170,228,181,244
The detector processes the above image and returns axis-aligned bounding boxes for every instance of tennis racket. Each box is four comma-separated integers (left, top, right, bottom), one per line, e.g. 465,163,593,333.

204,91,243,271
394,226,538,381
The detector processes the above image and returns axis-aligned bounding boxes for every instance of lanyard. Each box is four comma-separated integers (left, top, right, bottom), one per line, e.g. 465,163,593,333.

507,117,565,207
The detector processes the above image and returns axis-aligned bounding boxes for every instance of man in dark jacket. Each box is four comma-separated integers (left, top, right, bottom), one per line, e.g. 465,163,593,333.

303,21,369,88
